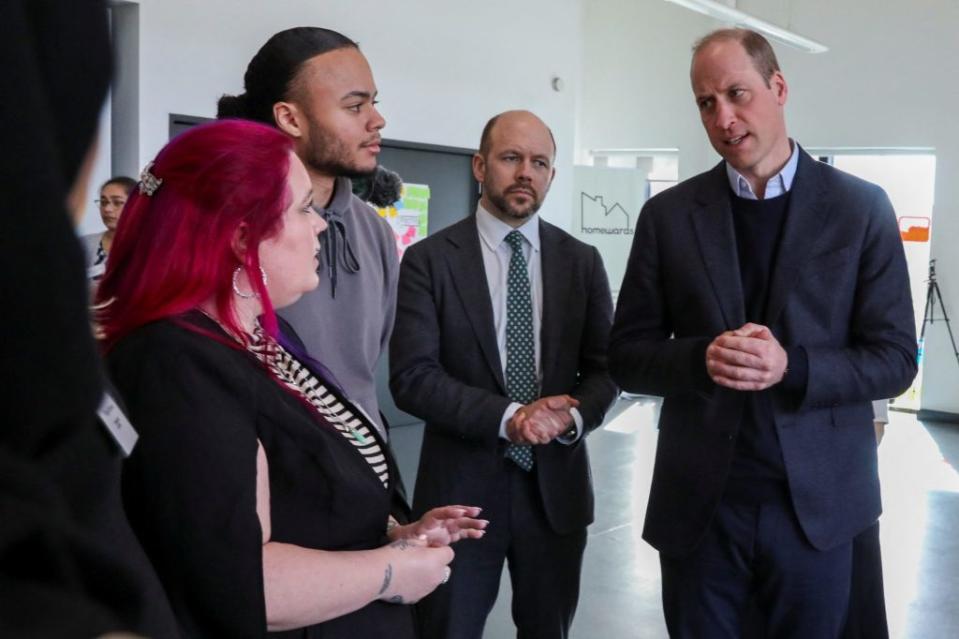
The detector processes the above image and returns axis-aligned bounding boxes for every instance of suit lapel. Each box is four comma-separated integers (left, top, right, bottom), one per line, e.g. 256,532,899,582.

539,220,568,390
691,164,746,330
763,148,830,326
444,219,507,393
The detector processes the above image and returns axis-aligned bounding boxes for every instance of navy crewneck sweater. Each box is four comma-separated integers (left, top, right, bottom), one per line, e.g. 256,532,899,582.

727,189,792,498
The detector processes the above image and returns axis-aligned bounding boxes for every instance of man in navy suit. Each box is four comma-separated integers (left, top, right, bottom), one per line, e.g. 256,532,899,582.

391,110,617,638
610,29,916,638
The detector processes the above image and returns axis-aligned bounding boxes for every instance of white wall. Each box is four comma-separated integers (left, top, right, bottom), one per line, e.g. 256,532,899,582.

578,0,713,175
78,102,113,237
118,0,582,231
580,0,959,414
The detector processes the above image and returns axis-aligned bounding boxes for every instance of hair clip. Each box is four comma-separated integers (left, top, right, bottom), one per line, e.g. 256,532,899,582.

138,161,163,196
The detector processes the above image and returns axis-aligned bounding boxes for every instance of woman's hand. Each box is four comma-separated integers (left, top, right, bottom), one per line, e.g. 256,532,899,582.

376,537,455,605
388,505,488,547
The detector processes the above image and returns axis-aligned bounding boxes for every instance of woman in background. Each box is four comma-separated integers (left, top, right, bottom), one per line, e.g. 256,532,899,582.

83,175,136,279
97,119,485,638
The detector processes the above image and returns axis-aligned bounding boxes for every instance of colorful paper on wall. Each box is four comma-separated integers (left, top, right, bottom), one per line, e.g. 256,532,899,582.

377,183,430,259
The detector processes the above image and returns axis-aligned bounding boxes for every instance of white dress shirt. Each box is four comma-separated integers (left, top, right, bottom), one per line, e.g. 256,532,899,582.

474,205,582,444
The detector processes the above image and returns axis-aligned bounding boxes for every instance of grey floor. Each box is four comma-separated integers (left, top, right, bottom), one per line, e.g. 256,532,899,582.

390,397,959,639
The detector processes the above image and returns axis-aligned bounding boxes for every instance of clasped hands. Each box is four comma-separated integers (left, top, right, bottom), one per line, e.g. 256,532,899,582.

506,395,579,445
706,322,788,391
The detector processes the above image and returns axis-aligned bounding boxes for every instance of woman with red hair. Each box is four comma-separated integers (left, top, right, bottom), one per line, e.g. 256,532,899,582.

97,119,485,638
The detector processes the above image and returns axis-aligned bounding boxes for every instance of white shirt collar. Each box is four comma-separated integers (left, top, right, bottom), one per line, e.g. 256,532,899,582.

476,203,540,253
726,139,800,200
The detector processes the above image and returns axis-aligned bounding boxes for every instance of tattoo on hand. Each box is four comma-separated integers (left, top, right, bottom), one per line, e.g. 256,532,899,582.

389,595,405,604
378,563,392,595
390,539,413,550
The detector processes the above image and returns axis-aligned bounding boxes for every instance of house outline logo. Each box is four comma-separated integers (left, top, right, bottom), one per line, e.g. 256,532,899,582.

580,192,635,235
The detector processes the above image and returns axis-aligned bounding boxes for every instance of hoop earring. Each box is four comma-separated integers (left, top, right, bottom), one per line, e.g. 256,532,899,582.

232,266,267,299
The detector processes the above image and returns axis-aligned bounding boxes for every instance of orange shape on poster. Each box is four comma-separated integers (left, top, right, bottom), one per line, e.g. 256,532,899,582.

898,216,930,242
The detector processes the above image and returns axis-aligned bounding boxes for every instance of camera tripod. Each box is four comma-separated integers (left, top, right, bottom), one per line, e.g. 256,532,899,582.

919,259,959,370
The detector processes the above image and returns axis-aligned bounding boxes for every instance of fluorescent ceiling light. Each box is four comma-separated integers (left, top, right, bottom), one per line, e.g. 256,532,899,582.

664,0,829,54
591,148,680,156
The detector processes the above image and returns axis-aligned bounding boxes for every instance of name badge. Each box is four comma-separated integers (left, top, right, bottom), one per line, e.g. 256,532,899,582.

97,392,139,456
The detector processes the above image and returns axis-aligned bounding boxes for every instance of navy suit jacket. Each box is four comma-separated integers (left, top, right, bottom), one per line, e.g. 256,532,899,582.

610,149,917,556
390,216,617,534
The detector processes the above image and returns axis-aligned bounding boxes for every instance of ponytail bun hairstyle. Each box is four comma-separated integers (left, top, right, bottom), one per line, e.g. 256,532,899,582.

216,27,357,125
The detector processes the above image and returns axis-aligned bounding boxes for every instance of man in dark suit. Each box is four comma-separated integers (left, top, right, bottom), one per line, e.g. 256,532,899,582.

610,29,917,638
390,110,617,639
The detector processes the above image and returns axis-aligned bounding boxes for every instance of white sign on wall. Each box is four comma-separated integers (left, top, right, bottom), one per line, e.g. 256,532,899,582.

571,165,651,299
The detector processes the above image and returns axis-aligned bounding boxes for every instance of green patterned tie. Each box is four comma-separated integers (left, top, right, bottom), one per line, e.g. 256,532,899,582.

504,230,536,471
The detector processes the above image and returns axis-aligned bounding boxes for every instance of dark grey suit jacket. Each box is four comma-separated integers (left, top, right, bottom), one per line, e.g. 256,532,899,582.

390,216,617,534
610,149,917,556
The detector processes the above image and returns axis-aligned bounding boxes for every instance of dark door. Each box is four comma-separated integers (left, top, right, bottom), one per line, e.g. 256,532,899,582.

375,139,480,429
